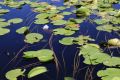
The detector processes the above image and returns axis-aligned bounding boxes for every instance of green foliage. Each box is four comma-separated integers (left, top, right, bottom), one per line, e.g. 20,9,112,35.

8,18,23,24
96,25,120,32
0,28,10,36
59,35,94,45
5,69,25,80
28,66,47,78
79,44,111,65
52,20,67,25
64,77,74,80
97,68,120,80
16,26,28,34
34,19,49,24
23,49,54,62
53,28,75,36
24,33,43,44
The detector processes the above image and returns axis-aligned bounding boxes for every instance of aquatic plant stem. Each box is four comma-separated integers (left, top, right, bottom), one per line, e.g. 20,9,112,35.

48,33,61,80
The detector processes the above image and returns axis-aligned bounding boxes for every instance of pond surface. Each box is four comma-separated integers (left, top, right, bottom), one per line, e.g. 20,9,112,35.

0,0,120,80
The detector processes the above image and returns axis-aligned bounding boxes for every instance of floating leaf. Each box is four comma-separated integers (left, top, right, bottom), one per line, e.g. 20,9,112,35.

16,26,28,34
0,21,10,27
53,28,75,36
59,35,94,45
79,44,110,65
103,57,120,67
59,37,74,45
94,19,108,25
74,35,94,45
96,25,119,32
64,77,74,80
62,11,72,15
97,68,120,80
0,9,9,14
24,33,43,44
35,13,49,19
34,19,49,24
50,14,64,21
8,18,23,24
0,28,10,36
52,20,67,25
76,7,90,17
5,69,25,80
28,66,47,78
23,49,54,62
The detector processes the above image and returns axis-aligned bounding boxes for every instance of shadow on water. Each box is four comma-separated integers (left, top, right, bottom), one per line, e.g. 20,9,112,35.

0,0,120,80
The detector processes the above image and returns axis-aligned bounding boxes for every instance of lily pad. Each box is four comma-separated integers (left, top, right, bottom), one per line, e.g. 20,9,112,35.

35,13,49,19
5,69,25,80
23,49,54,62
0,21,10,27
97,68,120,80
94,19,108,25
16,26,28,34
24,33,43,44
62,11,72,15
50,14,64,21
64,77,74,80
59,37,74,45
79,44,110,65
103,57,120,67
96,25,120,32
52,20,67,25
34,19,49,24
0,28,10,36
28,66,47,78
53,28,75,36
8,18,23,24
0,9,9,14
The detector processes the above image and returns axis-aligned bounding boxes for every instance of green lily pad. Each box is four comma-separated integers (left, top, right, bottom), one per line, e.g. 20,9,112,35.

53,28,75,36
8,18,23,24
23,49,54,62
0,21,10,27
0,28,10,36
79,44,110,65
52,20,67,25
94,19,109,25
97,68,120,80
24,33,43,44
76,7,90,17
50,14,64,21
64,77,74,80
62,11,72,15
16,26,28,34
96,25,120,32
34,19,49,24
74,35,94,45
35,13,49,19
28,66,47,78
103,57,120,67
59,37,74,45
0,9,9,14
5,69,25,80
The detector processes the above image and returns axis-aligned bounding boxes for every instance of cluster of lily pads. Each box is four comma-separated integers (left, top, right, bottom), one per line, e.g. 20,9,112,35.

0,0,120,80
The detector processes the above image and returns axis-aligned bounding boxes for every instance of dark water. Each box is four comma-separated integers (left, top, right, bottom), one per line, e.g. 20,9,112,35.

0,0,120,80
